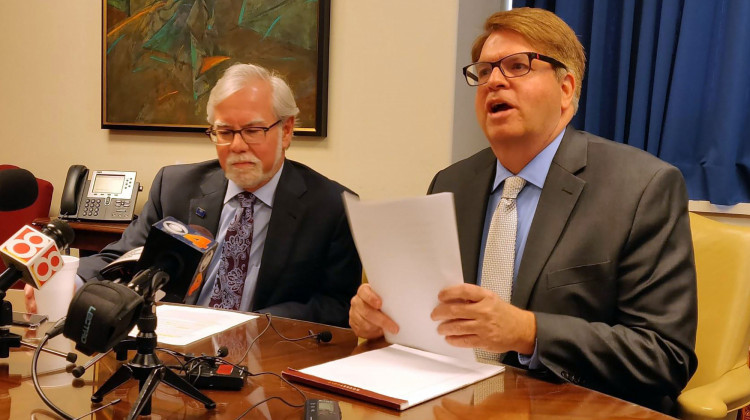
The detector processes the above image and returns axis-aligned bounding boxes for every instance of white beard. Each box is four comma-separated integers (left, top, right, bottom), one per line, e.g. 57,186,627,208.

224,131,284,190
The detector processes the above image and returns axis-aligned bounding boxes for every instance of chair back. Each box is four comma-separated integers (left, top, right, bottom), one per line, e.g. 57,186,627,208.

678,213,750,420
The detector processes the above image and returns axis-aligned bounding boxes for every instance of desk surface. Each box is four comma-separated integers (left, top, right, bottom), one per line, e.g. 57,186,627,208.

1,296,673,419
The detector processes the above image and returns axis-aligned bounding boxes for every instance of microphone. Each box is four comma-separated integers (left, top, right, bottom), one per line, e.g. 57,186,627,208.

0,168,38,211
316,331,333,343
133,217,217,304
265,314,332,343
62,217,216,355
286,330,332,343
63,281,144,355
216,345,229,358
0,219,75,291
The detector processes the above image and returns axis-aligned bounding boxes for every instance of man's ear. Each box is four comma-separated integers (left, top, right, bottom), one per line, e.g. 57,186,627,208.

560,72,576,112
282,117,295,149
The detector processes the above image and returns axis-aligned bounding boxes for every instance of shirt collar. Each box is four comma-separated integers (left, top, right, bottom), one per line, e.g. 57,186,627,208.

491,128,566,192
223,160,285,208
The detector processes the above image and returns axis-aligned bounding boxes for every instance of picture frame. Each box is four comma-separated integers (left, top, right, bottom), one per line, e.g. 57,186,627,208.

102,0,330,136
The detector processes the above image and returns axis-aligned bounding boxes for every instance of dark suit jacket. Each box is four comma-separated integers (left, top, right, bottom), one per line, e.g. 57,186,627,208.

428,128,697,412
78,159,362,327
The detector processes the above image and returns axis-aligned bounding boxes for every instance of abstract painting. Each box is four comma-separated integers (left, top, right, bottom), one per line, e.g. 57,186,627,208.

102,0,330,136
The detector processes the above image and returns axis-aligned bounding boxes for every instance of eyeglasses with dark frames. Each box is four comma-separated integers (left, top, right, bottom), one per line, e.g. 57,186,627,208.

205,119,282,145
462,52,567,86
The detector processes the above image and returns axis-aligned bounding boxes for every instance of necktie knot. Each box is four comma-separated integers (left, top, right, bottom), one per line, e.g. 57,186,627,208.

502,176,526,200
237,192,257,209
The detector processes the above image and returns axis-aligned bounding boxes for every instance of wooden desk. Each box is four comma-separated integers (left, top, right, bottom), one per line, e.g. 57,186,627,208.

33,217,129,255
0,301,674,419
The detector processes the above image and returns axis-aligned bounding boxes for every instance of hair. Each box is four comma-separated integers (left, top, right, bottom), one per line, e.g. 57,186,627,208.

471,7,586,113
206,63,300,124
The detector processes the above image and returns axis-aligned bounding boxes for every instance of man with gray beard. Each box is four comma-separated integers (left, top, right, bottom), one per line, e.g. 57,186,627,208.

72,63,362,327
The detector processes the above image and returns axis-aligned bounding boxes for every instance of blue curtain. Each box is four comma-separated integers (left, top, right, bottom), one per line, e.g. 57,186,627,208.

512,0,750,205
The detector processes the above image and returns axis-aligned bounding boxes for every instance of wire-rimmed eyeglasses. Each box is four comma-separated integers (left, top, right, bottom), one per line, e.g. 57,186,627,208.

462,52,567,86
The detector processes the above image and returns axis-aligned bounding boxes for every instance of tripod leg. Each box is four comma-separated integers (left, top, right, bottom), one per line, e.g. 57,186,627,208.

126,367,164,420
161,366,217,409
91,364,134,403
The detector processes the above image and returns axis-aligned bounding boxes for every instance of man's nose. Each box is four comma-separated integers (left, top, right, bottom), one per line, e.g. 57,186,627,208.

486,65,508,88
228,132,251,153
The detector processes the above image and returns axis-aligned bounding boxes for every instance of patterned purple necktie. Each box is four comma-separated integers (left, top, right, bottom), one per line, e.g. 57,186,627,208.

209,191,257,310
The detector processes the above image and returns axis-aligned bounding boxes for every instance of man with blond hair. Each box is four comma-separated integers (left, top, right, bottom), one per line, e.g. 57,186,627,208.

69,63,361,327
349,8,696,412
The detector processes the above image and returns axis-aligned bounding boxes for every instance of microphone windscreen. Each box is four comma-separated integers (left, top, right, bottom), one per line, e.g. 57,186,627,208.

0,168,39,211
318,331,333,343
137,217,217,304
42,218,75,250
216,345,229,357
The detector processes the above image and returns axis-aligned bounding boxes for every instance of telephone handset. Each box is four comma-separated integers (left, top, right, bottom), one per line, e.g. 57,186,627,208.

59,165,141,222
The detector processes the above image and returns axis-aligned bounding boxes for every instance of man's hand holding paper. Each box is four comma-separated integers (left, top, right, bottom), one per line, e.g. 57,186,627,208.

431,283,536,355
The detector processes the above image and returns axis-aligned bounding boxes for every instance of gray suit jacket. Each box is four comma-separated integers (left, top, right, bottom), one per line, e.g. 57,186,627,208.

78,159,362,327
428,128,697,412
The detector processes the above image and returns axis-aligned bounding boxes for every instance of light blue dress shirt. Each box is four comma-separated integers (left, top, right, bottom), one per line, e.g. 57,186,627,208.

196,162,283,312
477,130,565,367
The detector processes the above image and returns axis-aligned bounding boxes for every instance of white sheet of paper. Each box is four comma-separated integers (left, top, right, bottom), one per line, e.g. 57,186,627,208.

299,344,503,409
343,192,473,360
130,304,257,346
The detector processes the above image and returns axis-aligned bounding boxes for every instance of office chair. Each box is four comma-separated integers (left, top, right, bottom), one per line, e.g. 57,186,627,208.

0,164,54,280
678,213,750,420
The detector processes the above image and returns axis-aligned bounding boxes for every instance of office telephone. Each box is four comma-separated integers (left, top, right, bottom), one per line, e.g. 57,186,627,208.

60,165,141,222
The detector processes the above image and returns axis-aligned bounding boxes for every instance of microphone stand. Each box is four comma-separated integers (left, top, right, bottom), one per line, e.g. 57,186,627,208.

90,268,215,419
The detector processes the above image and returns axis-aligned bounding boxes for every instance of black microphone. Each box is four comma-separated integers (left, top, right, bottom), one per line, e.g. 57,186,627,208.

316,331,333,343
0,219,75,291
216,345,229,358
286,330,332,343
133,217,217,304
0,168,38,211
268,316,333,343
62,217,217,356
63,281,144,355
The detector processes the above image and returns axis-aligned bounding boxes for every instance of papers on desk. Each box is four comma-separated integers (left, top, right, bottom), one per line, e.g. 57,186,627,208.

306,194,503,410
342,192,473,361
282,344,504,410
130,304,256,346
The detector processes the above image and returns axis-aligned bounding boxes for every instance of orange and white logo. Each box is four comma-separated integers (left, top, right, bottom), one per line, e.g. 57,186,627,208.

0,226,63,287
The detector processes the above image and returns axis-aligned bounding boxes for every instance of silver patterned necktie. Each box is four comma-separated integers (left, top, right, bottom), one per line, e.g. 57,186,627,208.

208,191,257,310
475,176,526,363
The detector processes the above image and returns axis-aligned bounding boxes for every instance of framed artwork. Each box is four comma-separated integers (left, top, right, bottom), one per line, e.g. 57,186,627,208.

102,0,330,136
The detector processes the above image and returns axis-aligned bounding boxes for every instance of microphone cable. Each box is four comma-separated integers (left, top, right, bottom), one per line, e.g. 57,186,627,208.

31,319,122,420
236,313,333,366
31,322,74,420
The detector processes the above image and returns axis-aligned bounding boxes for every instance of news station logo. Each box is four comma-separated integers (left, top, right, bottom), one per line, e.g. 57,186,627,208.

0,226,63,286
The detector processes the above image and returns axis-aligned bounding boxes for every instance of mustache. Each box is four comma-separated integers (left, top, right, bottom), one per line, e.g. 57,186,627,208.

226,154,261,165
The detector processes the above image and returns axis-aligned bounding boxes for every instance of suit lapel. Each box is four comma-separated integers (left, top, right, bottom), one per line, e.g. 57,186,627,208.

455,149,496,284
253,162,306,308
512,129,587,308
189,165,227,236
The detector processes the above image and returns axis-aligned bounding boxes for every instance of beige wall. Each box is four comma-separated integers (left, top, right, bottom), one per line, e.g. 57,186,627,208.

0,1,463,215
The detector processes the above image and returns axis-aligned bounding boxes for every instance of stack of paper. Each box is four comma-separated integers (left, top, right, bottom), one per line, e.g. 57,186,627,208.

283,345,503,410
